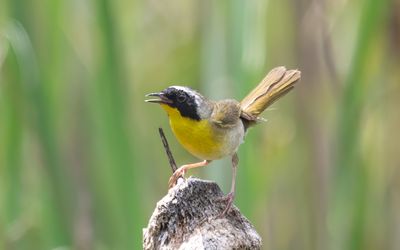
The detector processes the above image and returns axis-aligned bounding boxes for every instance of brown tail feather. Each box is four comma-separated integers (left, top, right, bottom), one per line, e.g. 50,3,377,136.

240,66,301,120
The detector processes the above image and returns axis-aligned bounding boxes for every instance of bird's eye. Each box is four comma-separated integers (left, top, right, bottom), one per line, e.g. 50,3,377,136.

177,94,186,103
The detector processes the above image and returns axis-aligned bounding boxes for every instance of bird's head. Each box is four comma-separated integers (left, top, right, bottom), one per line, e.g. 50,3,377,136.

146,86,211,121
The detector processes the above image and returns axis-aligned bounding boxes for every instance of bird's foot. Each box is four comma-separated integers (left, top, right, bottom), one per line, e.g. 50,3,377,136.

217,191,235,217
168,167,187,189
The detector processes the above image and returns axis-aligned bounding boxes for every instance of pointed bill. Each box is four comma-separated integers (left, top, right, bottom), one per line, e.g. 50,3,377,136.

145,92,173,104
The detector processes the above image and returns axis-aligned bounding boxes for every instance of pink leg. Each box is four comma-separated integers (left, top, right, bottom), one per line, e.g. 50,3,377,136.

168,160,211,188
220,153,238,216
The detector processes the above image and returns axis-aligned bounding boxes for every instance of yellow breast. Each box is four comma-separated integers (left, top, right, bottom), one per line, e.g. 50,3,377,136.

160,104,227,160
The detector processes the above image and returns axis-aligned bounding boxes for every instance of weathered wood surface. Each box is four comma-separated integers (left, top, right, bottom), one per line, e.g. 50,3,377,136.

143,177,261,250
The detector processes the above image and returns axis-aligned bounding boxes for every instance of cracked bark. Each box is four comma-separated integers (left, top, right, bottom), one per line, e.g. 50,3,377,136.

143,177,261,250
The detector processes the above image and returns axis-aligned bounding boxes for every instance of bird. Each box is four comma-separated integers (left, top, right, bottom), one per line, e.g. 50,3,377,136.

145,66,301,215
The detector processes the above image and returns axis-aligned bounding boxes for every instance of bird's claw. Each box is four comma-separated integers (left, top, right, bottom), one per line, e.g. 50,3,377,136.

217,192,235,217
168,167,186,189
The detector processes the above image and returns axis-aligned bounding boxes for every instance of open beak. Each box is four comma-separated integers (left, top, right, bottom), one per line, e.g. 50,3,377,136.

145,92,173,104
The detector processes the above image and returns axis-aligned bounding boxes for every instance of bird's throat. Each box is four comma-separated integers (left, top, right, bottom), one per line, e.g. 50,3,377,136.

160,104,225,160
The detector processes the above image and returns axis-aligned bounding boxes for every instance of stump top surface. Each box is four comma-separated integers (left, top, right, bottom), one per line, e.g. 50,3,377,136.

143,177,261,249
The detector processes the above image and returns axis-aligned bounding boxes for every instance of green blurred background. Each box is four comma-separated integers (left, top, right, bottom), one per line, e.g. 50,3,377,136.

1,0,399,249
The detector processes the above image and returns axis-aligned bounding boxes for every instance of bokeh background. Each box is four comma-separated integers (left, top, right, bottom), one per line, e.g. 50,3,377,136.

1,0,399,249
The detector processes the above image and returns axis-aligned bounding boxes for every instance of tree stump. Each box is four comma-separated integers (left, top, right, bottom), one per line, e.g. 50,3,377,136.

143,177,262,249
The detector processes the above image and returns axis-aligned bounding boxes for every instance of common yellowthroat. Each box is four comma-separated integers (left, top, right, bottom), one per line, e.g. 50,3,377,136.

146,66,301,215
